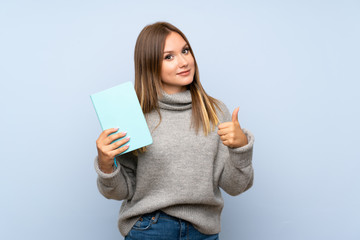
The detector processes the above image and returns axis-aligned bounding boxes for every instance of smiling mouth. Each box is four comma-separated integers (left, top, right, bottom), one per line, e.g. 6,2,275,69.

177,70,190,75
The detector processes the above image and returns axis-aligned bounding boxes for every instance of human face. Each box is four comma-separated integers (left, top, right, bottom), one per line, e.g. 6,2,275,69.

161,32,195,94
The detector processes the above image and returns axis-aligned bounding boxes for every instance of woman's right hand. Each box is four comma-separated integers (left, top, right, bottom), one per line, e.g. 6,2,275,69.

96,127,130,173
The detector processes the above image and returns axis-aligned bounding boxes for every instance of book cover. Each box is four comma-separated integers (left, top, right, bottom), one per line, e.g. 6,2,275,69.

90,81,153,156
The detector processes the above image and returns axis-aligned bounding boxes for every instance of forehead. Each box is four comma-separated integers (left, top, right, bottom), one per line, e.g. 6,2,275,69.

163,32,187,51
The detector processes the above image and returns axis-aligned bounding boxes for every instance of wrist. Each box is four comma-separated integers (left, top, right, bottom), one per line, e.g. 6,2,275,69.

98,159,115,173
99,164,114,173
232,132,248,148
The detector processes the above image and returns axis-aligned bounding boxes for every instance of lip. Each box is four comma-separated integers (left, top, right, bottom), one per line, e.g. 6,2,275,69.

177,70,191,76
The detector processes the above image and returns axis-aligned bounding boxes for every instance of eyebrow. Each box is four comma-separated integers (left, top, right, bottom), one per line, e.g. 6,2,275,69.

163,44,189,54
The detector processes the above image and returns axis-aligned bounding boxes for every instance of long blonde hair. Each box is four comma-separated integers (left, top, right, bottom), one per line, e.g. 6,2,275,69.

133,22,222,154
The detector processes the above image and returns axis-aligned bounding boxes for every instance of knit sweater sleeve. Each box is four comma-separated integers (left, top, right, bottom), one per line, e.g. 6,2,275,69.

94,152,137,200
215,101,255,196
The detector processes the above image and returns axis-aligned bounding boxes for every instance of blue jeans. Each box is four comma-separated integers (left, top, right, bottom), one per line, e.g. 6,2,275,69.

124,211,219,240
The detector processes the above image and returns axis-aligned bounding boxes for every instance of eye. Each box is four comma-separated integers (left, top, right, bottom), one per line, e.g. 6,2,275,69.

182,48,190,54
164,54,173,60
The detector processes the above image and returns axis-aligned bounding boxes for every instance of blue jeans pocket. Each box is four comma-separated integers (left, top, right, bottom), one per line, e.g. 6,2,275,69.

131,211,160,231
132,216,152,230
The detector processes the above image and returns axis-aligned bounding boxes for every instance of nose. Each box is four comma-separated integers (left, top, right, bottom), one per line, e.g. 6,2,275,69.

178,54,188,68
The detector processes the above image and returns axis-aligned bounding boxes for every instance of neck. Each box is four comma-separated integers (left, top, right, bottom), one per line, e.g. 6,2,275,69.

161,85,188,95
158,89,192,111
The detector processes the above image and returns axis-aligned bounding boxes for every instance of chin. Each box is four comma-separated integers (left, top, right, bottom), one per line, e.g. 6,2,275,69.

182,74,195,85
186,77,194,85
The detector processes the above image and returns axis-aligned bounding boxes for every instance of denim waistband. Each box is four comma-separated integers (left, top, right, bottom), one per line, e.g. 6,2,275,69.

142,210,181,223
130,210,220,240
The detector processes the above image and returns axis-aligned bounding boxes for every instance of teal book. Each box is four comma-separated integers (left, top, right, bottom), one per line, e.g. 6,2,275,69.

90,81,153,156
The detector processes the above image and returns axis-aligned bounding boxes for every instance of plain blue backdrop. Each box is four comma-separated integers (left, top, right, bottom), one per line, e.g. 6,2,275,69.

1,0,359,239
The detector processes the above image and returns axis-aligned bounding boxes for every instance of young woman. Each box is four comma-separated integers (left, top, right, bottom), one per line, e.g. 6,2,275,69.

94,22,255,240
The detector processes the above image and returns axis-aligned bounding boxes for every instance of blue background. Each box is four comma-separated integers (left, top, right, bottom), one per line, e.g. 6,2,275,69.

1,0,359,239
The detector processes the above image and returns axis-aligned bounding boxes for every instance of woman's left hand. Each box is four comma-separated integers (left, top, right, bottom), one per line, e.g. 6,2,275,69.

217,107,248,148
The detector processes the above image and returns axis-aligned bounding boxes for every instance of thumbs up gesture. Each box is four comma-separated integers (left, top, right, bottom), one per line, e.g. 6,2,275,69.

217,107,248,148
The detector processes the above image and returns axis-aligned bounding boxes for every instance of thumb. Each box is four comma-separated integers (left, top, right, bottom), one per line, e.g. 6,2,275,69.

232,107,240,122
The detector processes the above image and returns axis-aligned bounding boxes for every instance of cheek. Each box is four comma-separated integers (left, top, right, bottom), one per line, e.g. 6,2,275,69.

188,56,195,68
189,58,195,75
161,63,175,77
161,63,172,82
160,63,167,77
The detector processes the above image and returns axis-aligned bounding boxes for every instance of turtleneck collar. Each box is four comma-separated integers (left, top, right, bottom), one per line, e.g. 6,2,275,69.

158,89,192,111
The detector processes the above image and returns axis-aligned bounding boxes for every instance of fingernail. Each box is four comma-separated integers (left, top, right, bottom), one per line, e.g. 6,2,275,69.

114,127,119,130
125,137,130,140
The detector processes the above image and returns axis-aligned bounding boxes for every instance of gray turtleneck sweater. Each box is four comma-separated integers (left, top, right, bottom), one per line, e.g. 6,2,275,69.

94,90,254,236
